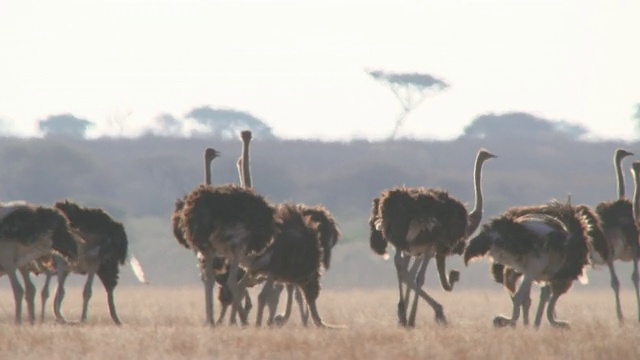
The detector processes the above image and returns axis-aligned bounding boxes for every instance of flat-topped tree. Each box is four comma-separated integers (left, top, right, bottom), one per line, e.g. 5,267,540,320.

367,69,449,140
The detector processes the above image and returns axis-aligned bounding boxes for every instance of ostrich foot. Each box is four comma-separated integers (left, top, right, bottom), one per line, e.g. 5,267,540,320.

434,309,448,326
493,315,515,328
272,314,286,327
449,270,460,287
550,320,571,330
317,321,347,329
397,301,408,327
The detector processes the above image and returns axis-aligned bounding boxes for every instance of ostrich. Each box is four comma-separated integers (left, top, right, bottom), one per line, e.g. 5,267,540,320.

228,131,341,328
594,148,640,322
489,148,637,325
464,199,608,328
369,148,496,327
0,201,78,324
181,146,275,325
171,144,252,325
255,203,341,327
248,202,343,328
214,130,258,325
22,200,134,325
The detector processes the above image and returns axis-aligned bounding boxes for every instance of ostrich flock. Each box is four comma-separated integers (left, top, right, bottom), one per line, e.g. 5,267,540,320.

1,131,640,331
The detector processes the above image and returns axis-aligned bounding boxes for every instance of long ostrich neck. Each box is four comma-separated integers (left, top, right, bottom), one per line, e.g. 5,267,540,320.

615,153,626,199
633,167,640,222
204,155,212,185
466,155,487,236
241,139,252,188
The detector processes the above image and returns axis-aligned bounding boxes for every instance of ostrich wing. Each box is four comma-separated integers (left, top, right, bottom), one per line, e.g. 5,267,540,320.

406,215,438,243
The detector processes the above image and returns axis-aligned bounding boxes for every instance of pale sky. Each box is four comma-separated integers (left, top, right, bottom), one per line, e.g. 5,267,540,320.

1,0,638,140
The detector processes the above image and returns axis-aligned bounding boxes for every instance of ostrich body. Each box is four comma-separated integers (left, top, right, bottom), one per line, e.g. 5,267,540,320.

0,202,78,324
464,200,607,328
249,203,343,328
369,149,496,327
255,203,341,327
25,200,131,325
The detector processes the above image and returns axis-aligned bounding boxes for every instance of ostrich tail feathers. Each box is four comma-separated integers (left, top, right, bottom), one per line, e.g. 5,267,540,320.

369,229,388,257
129,254,149,284
490,262,505,284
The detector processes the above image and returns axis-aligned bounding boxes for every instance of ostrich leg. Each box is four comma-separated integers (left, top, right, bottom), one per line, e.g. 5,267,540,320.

436,254,460,292
80,272,95,322
294,286,309,326
606,261,624,322
546,280,572,329
264,283,282,325
632,245,640,322
407,255,447,326
300,278,345,329
215,285,230,325
272,283,294,326
401,258,421,310
8,271,25,324
202,256,216,325
503,268,531,326
226,259,249,325
394,250,411,326
40,272,53,321
256,279,275,326
18,268,37,324
533,285,551,328
407,255,427,327
494,275,533,327
53,269,70,324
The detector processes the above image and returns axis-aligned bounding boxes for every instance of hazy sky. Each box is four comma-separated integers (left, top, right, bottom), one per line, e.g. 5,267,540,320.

1,0,638,140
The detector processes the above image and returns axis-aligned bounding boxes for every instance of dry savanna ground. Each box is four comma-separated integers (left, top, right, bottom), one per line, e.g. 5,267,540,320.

1,285,639,359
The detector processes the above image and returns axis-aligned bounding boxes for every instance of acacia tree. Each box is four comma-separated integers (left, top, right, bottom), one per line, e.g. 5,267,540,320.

367,69,449,140
39,114,93,139
185,105,275,139
461,112,588,140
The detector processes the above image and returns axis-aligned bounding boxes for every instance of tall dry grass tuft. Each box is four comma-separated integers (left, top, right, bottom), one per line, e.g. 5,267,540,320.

1,286,639,359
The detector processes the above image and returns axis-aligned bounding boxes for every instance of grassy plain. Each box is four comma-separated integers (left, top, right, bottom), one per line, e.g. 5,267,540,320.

1,286,639,359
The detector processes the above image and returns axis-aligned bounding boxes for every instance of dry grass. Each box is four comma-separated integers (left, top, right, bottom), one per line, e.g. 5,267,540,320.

1,285,639,359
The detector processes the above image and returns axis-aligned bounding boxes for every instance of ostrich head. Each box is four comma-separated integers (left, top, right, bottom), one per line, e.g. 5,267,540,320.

204,148,220,163
241,130,252,143
477,148,497,162
615,148,634,162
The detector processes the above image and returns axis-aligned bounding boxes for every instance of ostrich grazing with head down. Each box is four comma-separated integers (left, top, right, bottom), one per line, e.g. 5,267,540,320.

464,198,609,328
30,200,134,325
248,202,343,328
181,143,275,325
369,149,496,327
229,131,341,328
254,203,341,327
0,201,78,324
